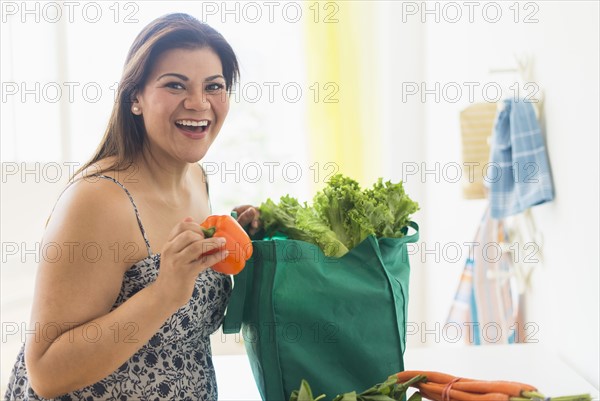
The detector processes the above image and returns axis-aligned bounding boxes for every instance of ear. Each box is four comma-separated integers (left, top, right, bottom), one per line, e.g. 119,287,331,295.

128,87,143,115
131,103,142,115
130,96,142,115
127,84,140,105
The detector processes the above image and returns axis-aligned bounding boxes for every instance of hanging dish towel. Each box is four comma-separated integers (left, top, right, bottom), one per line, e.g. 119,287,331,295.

447,207,520,345
488,99,554,219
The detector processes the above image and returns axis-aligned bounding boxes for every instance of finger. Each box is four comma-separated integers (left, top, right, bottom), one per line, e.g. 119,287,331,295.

247,208,261,230
247,221,262,236
167,230,205,255
236,210,252,227
189,244,229,271
195,237,227,258
166,219,210,254
232,204,255,219
237,207,259,227
174,236,226,266
251,209,261,228
241,208,261,232
167,219,204,242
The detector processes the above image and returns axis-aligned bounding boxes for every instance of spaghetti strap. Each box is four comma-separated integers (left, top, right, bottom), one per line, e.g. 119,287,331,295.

46,174,153,258
94,175,153,257
46,168,212,259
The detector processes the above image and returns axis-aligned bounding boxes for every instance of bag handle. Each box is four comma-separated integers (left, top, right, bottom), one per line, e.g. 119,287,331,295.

404,221,419,243
222,258,251,334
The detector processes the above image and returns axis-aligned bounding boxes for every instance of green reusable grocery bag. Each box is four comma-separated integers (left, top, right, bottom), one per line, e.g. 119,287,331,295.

222,222,419,401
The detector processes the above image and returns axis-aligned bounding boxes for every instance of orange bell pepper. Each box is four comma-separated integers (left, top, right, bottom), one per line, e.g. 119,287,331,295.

199,215,253,275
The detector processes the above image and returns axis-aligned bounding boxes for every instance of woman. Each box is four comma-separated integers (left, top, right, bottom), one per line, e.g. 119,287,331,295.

5,13,259,400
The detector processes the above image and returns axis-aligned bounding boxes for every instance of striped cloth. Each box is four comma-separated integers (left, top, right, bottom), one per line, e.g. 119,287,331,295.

488,99,554,218
446,256,478,344
471,207,519,345
447,207,520,345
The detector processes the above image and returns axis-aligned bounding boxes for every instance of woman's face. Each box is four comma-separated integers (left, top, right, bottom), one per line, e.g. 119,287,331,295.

134,47,229,164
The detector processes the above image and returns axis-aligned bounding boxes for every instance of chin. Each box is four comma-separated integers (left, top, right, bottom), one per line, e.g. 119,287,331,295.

183,153,207,164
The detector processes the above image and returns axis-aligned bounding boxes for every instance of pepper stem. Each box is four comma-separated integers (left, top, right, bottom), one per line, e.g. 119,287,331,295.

201,227,216,238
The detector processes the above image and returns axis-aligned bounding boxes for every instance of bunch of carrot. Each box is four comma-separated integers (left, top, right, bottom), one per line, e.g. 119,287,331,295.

390,370,592,401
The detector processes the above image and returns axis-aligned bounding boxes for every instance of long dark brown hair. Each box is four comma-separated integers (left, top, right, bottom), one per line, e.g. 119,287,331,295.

71,13,239,180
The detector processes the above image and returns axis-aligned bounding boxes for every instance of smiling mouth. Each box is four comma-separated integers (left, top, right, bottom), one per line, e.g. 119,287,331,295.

175,119,211,133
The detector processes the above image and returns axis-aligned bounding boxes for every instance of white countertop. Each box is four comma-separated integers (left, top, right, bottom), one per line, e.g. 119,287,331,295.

214,343,599,401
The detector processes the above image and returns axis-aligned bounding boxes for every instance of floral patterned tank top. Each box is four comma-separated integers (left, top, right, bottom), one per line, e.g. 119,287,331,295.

5,174,232,401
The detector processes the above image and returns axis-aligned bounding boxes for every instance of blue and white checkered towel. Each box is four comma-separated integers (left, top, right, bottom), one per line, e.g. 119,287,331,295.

488,99,554,219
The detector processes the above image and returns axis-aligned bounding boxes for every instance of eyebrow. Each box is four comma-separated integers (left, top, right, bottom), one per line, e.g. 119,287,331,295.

204,74,225,81
156,73,225,82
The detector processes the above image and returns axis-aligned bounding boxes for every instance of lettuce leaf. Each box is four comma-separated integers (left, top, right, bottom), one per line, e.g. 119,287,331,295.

259,174,418,257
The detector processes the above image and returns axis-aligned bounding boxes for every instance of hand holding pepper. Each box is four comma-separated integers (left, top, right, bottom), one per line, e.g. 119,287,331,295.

199,215,253,275
154,217,229,308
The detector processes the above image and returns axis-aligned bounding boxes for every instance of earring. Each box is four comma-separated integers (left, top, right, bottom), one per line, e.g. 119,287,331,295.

132,106,141,115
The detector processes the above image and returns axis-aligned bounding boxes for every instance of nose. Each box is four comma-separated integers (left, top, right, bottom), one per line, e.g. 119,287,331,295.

184,89,211,111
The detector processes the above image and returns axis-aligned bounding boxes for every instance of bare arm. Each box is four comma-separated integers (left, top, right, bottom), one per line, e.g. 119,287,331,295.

25,179,227,399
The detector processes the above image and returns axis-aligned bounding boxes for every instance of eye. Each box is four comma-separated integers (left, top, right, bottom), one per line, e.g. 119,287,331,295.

206,82,225,92
165,82,185,90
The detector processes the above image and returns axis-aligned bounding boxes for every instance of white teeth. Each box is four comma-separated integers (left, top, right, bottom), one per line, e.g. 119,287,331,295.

175,120,209,127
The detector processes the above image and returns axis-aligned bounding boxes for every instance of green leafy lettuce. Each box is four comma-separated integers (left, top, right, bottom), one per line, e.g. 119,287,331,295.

259,174,419,257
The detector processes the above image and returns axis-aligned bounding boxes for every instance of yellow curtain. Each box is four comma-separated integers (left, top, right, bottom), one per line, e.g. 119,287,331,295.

304,1,381,190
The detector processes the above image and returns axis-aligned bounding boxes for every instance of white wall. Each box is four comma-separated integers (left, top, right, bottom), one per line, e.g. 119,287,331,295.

375,2,428,348
410,0,599,387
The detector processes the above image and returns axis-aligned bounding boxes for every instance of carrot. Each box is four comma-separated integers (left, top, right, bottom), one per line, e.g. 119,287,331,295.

417,382,510,401
391,370,537,393
393,370,465,384
451,381,536,397
418,387,444,401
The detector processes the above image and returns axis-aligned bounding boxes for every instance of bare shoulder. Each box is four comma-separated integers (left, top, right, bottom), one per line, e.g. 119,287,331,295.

25,171,144,360
45,172,142,269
